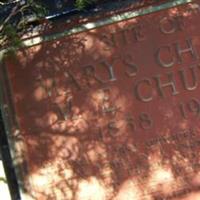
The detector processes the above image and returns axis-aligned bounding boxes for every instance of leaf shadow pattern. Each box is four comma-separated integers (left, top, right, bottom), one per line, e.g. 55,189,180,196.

3,2,200,200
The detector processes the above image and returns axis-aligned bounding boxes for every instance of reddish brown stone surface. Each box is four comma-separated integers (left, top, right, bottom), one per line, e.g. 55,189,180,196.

2,1,200,200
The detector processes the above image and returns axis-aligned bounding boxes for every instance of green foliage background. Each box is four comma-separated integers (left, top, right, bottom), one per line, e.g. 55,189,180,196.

0,0,97,51
75,0,97,10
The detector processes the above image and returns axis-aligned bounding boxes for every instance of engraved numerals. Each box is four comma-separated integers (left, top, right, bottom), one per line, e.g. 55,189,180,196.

139,112,153,130
125,112,153,131
179,98,200,119
130,112,153,131
106,112,153,137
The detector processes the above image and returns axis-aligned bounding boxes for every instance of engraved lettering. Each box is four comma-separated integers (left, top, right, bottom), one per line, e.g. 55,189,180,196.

98,60,117,82
179,65,198,91
123,54,138,77
175,38,199,63
159,16,185,34
156,45,176,68
96,127,105,141
130,24,146,42
64,70,82,90
83,60,117,84
37,74,51,98
154,73,179,97
101,88,117,114
160,17,177,34
55,95,72,121
65,96,73,119
134,79,153,102
101,33,116,49
83,64,103,84
56,104,68,120
119,29,128,45
107,121,119,137
175,15,185,31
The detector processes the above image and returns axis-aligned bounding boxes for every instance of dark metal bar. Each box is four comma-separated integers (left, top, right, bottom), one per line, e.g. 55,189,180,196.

0,111,21,200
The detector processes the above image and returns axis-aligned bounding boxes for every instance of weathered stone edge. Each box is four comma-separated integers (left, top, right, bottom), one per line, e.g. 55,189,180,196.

23,0,193,48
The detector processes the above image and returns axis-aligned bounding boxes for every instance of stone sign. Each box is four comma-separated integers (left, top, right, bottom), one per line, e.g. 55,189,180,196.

1,1,200,200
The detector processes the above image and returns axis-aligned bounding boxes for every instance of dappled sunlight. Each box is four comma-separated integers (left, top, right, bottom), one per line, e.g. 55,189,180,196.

86,142,107,164
191,172,200,186
17,45,42,67
181,3,200,17
163,2,200,24
84,30,113,60
168,8,180,17
148,165,176,195
3,1,200,199
28,161,76,200
178,120,189,130
52,136,80,161
33,86,46,101
26,131,200,199
158,104,174,120
178,192,200,200
35,111,58,128
114,179,143,200
76,177,107,200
